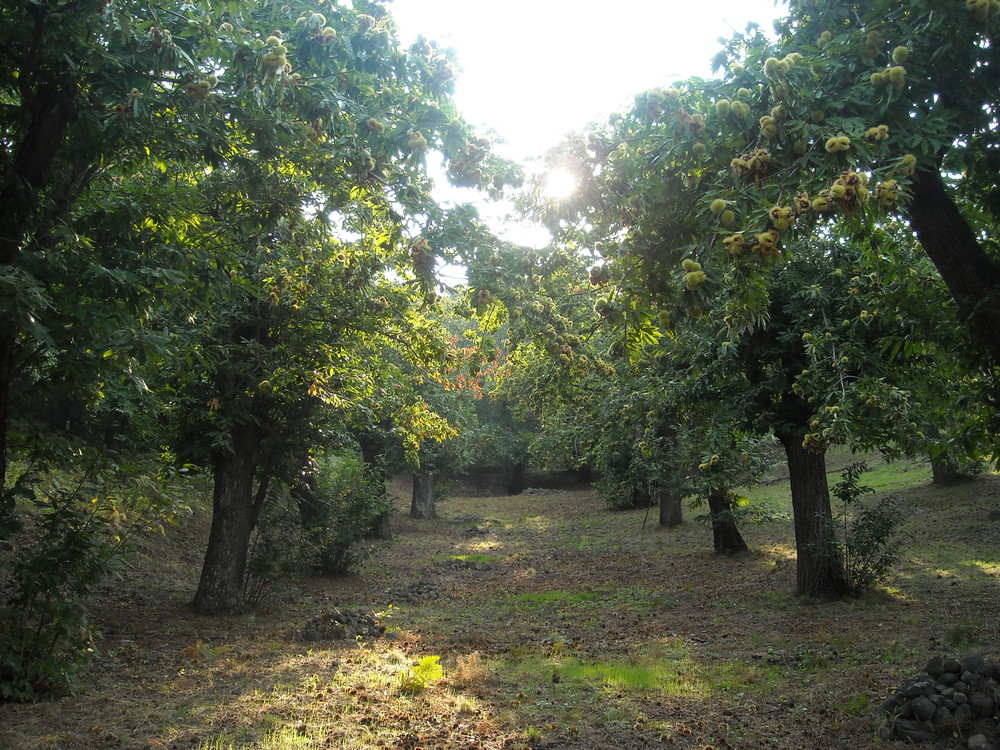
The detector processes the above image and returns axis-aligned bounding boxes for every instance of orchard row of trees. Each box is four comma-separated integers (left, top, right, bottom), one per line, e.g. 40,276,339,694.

0,0,534,698
462,0,999,598
2,0,998,699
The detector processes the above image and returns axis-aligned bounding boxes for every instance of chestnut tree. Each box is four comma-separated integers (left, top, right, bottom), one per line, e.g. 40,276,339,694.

518,0,998,597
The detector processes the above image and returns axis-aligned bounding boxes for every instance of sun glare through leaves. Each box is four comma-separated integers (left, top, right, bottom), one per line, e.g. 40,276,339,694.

543,168,578,200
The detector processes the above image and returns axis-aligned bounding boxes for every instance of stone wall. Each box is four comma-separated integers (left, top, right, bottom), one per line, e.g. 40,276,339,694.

450,467,593,497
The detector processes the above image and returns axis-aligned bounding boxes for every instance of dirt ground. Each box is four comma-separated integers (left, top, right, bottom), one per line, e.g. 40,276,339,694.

1,467,998,749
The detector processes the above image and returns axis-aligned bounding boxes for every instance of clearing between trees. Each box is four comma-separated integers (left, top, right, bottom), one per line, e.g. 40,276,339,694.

1,459,998,750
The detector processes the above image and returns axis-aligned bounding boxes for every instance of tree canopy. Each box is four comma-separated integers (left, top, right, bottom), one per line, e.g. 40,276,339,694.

0,0,521,615
3,0,1000,699
478,0,1000,597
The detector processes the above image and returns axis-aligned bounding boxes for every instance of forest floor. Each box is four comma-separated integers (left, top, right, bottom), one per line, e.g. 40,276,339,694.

1,456,999,749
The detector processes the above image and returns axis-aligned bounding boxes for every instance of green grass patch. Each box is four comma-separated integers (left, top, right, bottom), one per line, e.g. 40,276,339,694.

509,590,599,605
902,544,1000,587
502,646,778,700
837,692,870,715
502,652,706,697
945,621,979,650
743,451,930,510
852,459,930,493
199,725,327,750
705,660,781,693
560,658,704,694
506,587,656,614
451,553,494,564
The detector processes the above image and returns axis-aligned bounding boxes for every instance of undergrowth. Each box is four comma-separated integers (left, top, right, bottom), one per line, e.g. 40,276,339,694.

0,453,194,700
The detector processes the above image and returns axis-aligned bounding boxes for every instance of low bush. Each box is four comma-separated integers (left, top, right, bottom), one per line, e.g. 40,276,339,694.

833,461,906,594
305,452,390,575
244,450,390,603
0,455,192,700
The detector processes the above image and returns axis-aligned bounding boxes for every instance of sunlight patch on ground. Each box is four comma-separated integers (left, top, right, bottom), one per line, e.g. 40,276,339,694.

450,553,495,563
903,550,1000,583
502,643,779,702
464,539,504,552
756,543,796,566
873,585,919,602
562,659,706,695
199,724,331,749
504,652,708,699
520,514,553,532
968,559,1000,577
189,644,465,749
932,567,960,578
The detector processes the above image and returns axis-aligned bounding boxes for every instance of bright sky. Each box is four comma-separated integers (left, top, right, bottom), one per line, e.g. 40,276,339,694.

387,0,785,253
390,0,784,162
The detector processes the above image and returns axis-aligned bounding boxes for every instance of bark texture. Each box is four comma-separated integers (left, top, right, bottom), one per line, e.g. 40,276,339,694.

931,458,964,485
657,485,683,528
192,425,263,615
507,464,525,496
778,433,848,599
410,473,437,519
909,167,1000,366
356,427,392,538
707,488,748,554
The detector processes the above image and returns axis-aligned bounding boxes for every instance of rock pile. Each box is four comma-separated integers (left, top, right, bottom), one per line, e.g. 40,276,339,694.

300,608,386,641
436,558,492,572
386,579,445,603
880,653,999,747
462,525,494,537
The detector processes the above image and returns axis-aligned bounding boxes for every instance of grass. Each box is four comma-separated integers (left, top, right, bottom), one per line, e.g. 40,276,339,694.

2,459,999,749
743,448,931,508
563,659,700,693
508,590,599,605
450,553,495,563
198,726,323,750
554,653,778,697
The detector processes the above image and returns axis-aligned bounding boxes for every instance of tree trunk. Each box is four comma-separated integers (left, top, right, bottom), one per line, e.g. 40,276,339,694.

292,467,323,527
931,457,961,485
192,425,263,615
410,472,437,519
507,463,525,496
370,511,393,540
657,484,683,528
707,488,748,554
0,330,14,536
355,428,393,539
909,167,1000,366
777,433,848,599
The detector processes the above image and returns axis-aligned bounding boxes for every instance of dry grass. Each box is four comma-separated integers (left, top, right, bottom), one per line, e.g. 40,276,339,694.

1,463,999,749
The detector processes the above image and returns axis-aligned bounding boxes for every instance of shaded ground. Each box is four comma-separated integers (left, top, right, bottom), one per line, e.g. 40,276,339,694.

1,462,999,749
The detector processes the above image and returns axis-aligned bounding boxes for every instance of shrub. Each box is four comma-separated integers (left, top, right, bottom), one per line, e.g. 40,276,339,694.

930,453,984,483
450,651,493,689
399,655,443,693
0,456,191,700
242,451,391,604
304,452,390,575
594,443,657,510
243,492,309,608
0,487,109,700
833,461,905,594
